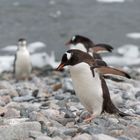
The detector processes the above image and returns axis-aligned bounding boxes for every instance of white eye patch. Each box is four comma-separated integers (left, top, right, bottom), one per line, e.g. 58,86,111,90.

65,52,72,60
72,36,76,41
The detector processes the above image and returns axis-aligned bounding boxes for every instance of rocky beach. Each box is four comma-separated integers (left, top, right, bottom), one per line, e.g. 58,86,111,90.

0,46,140,140
0,0,140,139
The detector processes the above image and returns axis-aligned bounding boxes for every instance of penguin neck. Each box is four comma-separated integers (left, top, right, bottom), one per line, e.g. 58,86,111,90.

18,46,27,51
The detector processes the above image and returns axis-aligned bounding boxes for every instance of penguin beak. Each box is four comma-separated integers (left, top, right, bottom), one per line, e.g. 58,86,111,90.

56,63,65,70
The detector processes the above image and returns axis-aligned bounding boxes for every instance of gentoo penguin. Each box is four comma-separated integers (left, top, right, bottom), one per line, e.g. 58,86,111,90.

57,49,130,121
65,35,113,59
14,38,32,80
66,35,127,82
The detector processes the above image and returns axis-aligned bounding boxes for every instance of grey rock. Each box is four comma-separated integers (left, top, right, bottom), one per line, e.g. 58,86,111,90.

118,136,132,140
0,89,18,97
0,106,7,116
4,108,20,118
62,78,74,92
93,134,118,140
63,128,78,137
52,136,63,140
55,94,65,100
72,133,92,140
29,130,43,138
0,99,6,106
0,121,41,140
13,95,34,102
124,125,140,140
36,135,52,140
135,91,140,98
0,95,11,104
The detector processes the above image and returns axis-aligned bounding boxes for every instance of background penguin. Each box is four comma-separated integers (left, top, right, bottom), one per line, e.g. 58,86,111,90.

65,34,113,59
57,49,130,121
14,38,32,80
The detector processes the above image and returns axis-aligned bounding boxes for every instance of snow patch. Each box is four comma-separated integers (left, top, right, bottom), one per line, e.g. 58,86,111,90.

126,32,140,39
28,42,46,53
103,44,140,66
0,42,46,54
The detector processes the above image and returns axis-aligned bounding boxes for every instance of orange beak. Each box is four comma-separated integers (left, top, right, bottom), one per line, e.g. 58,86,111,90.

56,63,65,71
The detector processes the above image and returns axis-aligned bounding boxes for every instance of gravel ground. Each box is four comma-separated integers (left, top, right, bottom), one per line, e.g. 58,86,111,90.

0,65,140,140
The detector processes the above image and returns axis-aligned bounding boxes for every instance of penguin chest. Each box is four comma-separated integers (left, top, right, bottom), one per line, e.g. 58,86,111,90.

69,63,103,116
15,49,32,79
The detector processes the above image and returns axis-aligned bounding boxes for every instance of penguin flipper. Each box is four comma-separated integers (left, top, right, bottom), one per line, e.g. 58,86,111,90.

97,66,131,79
91,44,113,53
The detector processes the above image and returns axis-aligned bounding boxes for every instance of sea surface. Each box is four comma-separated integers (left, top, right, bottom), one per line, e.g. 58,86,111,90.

0,0,140,59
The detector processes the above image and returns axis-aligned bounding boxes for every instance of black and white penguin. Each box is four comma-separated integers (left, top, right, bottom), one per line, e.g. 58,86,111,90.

57,49,130,121
65,35,113,59
14,38,32,80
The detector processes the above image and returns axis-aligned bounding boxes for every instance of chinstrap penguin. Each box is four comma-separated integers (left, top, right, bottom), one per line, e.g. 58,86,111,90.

14,38,32,80
57,49,130,121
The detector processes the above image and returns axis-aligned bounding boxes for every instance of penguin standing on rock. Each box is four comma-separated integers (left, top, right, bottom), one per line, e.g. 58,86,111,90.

14,38,32,80
57,50,131,122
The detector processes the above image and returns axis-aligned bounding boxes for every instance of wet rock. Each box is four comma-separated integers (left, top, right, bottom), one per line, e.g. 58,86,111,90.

73,133,92,140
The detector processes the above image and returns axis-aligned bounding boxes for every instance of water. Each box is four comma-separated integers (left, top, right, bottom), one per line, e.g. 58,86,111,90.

0,0,140,59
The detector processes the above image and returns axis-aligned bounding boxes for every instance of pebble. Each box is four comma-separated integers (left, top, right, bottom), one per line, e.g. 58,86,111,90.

0,106,7,116
13,95,34,102
93,134,118,140
36,136,52,140
73,133,92,140
4,108,20,118
0,67,140,140
62,78,74,92
0,121,41,140
29,130,43,139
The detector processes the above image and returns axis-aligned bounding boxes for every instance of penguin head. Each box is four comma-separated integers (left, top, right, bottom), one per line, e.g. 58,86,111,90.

18,38,27,48
56,49,93,70
65,35,94,53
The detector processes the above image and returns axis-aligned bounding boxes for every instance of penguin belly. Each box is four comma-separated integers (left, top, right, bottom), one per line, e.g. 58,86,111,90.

15,49,32,80
69,63,103,116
